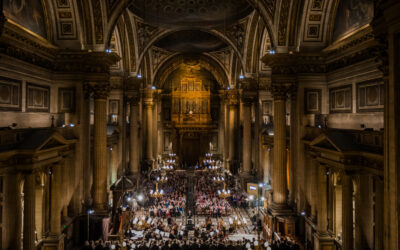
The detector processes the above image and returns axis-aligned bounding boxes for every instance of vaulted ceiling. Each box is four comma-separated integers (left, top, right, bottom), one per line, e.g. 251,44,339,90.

1,0,361,87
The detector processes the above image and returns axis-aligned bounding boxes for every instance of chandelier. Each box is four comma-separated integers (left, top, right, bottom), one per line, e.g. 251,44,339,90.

156,174,168,183
212,175,225,183
218,182,231,199
150,182,164,198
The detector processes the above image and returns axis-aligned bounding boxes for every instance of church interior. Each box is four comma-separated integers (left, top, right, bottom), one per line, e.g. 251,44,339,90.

0,0,399,249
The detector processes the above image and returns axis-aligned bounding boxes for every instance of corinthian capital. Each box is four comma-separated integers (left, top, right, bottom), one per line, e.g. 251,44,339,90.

269,84,293,101
89,82,110,100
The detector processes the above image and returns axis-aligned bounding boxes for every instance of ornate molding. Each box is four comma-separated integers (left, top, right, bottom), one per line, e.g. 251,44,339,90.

226,89,240,106
269,84,293,101
54,51,120,73
89,82,110,100
262,53,326,75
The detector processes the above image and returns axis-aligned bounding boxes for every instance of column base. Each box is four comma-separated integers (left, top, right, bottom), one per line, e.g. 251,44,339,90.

268,202,293,216
313,231,335,250
41,234,65,250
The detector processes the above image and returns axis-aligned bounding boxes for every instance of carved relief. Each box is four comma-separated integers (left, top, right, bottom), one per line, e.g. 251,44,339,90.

262,0,277,21
26,83,50,112
92,0,104,44
0,77,21,111
136,21,158,52
278,0,290,46
329,85,352,113
357,79,384,112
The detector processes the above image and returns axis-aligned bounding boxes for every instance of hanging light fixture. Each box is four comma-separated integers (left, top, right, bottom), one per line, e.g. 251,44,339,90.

218,182,231,199
150,182,164,198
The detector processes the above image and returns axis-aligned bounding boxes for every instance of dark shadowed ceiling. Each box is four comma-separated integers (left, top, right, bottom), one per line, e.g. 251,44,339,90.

129,0,253,28
154,30,228,53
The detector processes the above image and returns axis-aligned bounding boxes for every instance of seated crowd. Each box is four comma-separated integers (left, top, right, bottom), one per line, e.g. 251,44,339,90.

84,168,300,250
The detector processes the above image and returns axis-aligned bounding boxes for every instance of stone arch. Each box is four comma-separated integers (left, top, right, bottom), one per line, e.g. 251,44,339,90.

133,27,246,76
153,54,230,89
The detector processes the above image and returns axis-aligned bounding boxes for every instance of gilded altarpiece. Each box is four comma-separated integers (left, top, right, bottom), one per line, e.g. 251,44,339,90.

171,76,211,125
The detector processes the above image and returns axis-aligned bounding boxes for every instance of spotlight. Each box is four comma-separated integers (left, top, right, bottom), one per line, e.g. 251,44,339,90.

269,50,275,55
137,194,144,201
88,209,94,214
152,86,156,90
258,183,263,188
127,197,131,201
227,86,230,90
249,195,254,201
300,211,306,216
239,75,244,79
69,123,75,127
137,74,142,79
109,147,113,151
105,49,112,53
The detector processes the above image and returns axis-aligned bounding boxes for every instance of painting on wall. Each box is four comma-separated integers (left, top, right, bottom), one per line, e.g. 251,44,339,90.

357,79,384,112
0,77,21,111
58,88,75,113
3,0,47,38
26,83,50,112
304,89,321,114
329,85,352,113
332,0,374,41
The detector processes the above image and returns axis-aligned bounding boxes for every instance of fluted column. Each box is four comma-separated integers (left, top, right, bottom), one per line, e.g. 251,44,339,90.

271,86,289,206
92,83,110,212
227,90,239,171
129,94,140,175
289,89,297,205
23,172,36,250
81,84,92,202
342,173,354,250
242,101,252,174
143,89,154,163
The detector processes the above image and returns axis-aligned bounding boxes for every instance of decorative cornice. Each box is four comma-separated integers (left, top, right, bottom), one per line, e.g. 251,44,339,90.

262,53,326,75
54,51,120,73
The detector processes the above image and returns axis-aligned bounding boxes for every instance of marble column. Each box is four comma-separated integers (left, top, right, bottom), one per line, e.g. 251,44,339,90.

289,89,297,205
92,83,110,212
271,86,288,206
218,92,226,161
23,173,36,250
82,84,91,201
143,89,154,163
242,100,252,174
342,173,354,250
129,95,140,175
227,90,239,171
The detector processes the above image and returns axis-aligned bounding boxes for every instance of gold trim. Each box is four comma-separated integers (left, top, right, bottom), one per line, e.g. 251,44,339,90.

5,19,57,48
41,0,52,41
323,24,372,53
332,23,370,45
